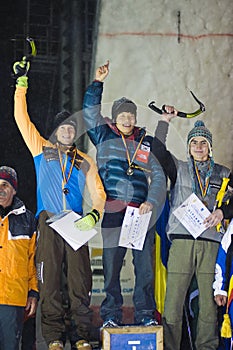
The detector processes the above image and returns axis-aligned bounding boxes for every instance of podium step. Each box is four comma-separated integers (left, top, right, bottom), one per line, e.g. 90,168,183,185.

102,325,163,350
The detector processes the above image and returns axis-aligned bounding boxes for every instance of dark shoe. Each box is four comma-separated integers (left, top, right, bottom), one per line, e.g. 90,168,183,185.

140,318,158,326
101,319,120,329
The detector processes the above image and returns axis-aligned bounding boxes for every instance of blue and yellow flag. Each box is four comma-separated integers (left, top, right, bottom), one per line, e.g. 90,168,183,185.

155,197,170,318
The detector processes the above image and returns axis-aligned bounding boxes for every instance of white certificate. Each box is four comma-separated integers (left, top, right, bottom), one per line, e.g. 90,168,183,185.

49,211,97,250
118,206,152,251
173,193,211,239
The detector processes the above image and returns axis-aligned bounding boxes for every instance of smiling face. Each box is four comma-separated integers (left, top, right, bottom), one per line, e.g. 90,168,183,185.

55,124,76,146
0,180,16,208
115,112,136,136
189,136,210,161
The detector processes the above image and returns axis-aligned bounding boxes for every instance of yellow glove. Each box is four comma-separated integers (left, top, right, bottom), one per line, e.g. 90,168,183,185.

74,209,100,231
16,76,28,87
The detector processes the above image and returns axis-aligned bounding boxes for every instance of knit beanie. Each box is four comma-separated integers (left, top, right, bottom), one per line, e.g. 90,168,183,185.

50,110,77,143
187,120,212,155
187,121,214,196
0,166,17,191
52,110,77,133
111,97,137,122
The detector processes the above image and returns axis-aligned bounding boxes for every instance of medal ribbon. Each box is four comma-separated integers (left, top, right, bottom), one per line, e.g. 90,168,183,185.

194,160,210,198
130,163,151,173
120,133,145,170
58,145,77,209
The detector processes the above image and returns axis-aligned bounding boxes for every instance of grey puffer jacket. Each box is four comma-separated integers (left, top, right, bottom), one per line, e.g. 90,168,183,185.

152,120,231,242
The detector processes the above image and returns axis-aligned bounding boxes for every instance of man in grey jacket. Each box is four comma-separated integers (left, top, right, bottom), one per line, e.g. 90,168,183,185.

152,107,232,350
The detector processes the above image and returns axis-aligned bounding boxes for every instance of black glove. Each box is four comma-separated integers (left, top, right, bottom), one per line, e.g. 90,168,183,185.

13,56,30,87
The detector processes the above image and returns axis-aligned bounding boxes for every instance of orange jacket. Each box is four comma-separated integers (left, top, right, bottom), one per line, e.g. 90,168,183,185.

14,86,106,217
0,197,38,306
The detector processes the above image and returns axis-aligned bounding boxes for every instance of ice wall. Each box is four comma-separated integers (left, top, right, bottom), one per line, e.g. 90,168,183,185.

92,0,233,167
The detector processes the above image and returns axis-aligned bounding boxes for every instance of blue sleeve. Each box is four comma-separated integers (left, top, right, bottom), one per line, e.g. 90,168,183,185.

83,81,107,146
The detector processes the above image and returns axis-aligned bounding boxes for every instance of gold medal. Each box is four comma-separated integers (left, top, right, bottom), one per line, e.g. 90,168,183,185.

120,132,145,178
127,167,134,176
63,188,69,195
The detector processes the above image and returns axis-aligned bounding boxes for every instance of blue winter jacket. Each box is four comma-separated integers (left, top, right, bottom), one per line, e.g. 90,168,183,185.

83,81,166,213
213,220,233,338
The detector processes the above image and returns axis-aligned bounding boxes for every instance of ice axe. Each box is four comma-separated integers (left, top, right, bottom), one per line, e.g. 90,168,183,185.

148,90,205,118
12,37,37,79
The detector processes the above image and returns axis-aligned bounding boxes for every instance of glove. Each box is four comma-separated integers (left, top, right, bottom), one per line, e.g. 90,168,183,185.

13,56,30,87
13,56,30,77
74,209,100,231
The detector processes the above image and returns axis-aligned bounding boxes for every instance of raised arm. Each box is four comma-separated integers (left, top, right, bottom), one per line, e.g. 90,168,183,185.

82,61,111,145
13,61,50,157
152,106,178,187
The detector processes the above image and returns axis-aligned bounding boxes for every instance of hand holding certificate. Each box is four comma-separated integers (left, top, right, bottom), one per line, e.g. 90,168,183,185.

173,193,211,239
49,211,97,250
119,206,152,250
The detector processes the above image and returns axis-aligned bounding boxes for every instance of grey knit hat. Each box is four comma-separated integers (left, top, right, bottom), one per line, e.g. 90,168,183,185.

187,120,212,149
111,97,137,122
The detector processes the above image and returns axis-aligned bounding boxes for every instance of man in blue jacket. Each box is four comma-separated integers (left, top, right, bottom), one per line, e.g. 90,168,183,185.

83,61,166,327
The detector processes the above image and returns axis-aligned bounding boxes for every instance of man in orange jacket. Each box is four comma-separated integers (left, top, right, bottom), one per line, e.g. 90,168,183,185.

13,56,106,350
0,166,38,349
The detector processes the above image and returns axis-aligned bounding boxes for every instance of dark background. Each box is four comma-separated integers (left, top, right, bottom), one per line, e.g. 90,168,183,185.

0,1,37,212
0,0,98,212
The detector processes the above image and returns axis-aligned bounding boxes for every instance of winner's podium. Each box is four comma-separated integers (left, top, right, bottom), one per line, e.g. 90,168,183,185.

102,325,163,349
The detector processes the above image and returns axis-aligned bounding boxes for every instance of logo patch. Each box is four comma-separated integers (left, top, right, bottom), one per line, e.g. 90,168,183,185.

136,144,150,163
